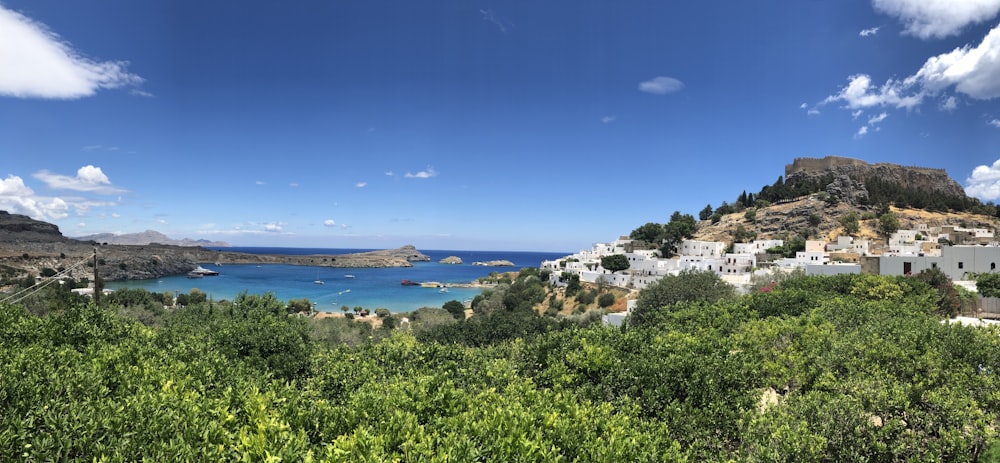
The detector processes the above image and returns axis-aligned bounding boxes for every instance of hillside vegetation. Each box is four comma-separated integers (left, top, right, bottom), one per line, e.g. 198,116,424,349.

3,271,1000,461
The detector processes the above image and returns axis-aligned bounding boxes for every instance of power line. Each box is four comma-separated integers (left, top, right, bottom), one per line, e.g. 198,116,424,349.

0,254,94,305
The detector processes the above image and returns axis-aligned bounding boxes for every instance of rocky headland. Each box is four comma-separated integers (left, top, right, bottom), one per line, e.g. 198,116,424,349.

0,211,430,281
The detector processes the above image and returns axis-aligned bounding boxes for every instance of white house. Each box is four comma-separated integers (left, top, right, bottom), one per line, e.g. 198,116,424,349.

678,240,726,257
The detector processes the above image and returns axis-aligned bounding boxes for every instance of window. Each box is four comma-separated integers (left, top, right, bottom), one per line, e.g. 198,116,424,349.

992,263,996,271
958,262,964,269
931,262,937,269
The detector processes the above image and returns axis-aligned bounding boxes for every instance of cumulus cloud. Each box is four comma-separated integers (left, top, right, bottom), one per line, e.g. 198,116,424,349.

906,25,1000,99
323,219,336,227
0,5,144,99
965,159,1000,200
384,171,395,177
824,21,1000,113
264,223,283,233
33,165,125,194
601,115,617,123
355,181,367,188
872,0,1000,39
823,74,923,109
0,175,70,220
255,180,266,185
638,76,684,95
860,26,881,37
856,126,870,138
405,167,438,179
989,119,1000,127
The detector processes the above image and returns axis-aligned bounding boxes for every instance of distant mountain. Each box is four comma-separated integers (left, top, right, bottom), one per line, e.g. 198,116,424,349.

73,230,229,247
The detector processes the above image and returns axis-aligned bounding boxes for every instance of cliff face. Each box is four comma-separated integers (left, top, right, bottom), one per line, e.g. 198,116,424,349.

785,156,966,198
0,211,71,243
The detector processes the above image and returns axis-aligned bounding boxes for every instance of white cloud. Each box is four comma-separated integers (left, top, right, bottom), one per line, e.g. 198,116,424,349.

860,26,881,37
989,119,1000,127
0,174,70,220
872,0,1000,39
824,20,1000,112
264,222,283,233
289,182,299,187
255,180,266,185
868,112,889,124
906,24,1000,99
852,110,864,119
965,158,1000,200
856,126,870,137
0,5,144,99
638,76,684,95
355,181,367,188
940,95,959,111
823,74,923,109
33,165,125,194
480,9,512,33
323,219,336,227
405,167,438,179
384,171,395,177
601,115,617,123
799,102,808,109
807,108,820,116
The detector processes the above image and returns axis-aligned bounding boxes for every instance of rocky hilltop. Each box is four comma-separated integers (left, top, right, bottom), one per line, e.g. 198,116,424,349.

0,211,430,281
785,156,966,199
0,211,75,244
73,230,230,247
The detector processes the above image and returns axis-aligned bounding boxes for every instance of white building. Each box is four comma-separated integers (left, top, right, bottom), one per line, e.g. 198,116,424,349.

678,240,726,257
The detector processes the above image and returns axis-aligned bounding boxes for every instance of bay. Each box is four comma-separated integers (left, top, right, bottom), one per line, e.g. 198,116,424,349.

104,248,567,313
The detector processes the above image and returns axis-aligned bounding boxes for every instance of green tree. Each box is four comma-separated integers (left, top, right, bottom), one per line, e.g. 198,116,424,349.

443,300,466,320
598,292,615,308
699,204,714,221
629,222,664,244
839,212,860,235
879,211,900,236
601,254,630,274
977,273,1000,297
287,298,312,314
630,269,736,326
659,211,698,258
744,208,757,223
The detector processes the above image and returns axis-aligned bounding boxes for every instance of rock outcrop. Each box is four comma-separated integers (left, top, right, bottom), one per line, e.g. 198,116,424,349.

440,256,463,264
0,211,73,244
472,260,515,267
785,156,966,198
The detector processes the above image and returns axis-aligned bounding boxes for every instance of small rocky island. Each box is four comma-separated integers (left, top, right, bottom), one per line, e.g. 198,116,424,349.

472,260,515,267
439,256,463,264
0,211,430,281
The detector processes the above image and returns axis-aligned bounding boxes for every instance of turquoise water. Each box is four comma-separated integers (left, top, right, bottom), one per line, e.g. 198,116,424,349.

104,248,566,313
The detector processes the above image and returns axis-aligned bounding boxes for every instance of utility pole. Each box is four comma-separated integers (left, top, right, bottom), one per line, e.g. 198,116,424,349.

93,247,100,307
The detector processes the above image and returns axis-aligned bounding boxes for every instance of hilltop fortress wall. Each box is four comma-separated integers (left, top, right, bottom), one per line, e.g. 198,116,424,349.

785,156,947,178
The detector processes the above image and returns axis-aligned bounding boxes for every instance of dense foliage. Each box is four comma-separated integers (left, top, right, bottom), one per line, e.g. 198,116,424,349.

3,271,1000,461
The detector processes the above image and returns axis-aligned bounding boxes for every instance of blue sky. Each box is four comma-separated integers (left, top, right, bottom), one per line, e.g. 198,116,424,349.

2,1,1000,252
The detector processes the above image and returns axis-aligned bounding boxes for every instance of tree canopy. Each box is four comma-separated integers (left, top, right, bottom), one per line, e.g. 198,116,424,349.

601,254,630,273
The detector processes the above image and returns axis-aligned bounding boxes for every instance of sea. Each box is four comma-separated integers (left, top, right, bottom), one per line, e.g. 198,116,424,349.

104,248,569,313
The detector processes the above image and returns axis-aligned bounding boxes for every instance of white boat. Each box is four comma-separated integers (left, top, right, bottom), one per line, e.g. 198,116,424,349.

313,280,325,285
344,274,355,279
439,287,449,293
